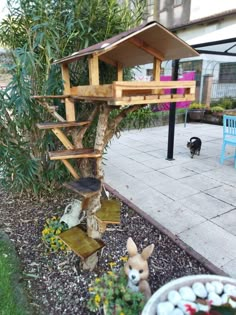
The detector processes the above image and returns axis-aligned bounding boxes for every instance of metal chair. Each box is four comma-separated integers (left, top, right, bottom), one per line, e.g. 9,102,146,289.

220,115,236,168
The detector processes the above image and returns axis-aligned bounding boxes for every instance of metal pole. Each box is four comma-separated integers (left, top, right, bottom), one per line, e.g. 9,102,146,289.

167,59,179,160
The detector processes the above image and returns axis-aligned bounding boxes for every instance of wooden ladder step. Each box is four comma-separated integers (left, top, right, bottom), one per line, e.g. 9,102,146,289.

95,199,121,224
49,148,102,160
64,177,101,198
59,226,105,259
37,121,91,129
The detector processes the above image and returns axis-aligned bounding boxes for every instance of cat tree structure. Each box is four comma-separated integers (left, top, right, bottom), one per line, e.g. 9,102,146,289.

33,21,199,269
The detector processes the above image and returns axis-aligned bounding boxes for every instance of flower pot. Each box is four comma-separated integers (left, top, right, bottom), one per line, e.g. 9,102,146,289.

142,274,236,315
188,110,205,121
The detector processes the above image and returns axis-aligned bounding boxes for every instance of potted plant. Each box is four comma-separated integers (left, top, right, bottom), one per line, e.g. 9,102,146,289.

204,106,225,124
142,274,236,315
188,103,207,122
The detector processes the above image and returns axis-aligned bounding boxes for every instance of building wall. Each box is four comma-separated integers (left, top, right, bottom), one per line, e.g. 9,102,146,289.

190,0,236,20
158,0,190,28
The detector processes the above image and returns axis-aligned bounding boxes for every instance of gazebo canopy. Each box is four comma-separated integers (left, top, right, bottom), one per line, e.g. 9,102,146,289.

54,21,199,67
187,24,236,57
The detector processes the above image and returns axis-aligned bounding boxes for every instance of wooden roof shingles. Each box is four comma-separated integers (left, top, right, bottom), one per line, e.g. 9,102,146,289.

53,21,199,67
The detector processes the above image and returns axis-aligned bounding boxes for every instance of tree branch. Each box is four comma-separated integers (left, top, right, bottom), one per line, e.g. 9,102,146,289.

104,104,145,146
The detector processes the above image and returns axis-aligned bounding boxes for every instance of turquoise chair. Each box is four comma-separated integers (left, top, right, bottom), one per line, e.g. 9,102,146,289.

220,115,236,168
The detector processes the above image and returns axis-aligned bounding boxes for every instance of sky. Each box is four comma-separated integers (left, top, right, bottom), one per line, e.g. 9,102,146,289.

0,0,8,21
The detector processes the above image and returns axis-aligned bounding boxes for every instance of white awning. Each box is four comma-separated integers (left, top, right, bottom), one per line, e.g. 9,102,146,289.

187,24,236,57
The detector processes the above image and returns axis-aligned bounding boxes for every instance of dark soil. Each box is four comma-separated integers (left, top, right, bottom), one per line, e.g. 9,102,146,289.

0,186,211,315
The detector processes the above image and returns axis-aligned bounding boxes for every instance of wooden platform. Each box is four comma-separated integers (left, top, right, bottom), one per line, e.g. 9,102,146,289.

34,80,196,107
69,80,196,106
95,199,121,224
64,177,101,198
59,226,105,259
37,121,90,129
49,148,101,160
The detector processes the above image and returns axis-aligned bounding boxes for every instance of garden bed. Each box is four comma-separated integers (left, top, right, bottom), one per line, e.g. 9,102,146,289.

0,186,213,315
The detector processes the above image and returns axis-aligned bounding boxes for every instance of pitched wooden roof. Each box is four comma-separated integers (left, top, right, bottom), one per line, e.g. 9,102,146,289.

53,21,199,67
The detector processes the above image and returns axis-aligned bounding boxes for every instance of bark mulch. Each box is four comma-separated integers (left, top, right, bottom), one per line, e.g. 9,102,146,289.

0,186,214,315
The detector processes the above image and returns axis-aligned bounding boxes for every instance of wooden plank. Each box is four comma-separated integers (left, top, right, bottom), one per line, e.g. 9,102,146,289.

113,80,195,89
64,177,101,198
88,55,99,85
61,160,80,179
70,85,112,97
110,94,195,106
129,95,145,101
51,128,74,150
117,63,123,81
49,148,102,160
99,55,117,67
32,95,70,99
145,94,159,100
95,199,120,224
59,226,105,259
129,37,164,61
153,57,161,81
37,121,91,129
61,64,76,121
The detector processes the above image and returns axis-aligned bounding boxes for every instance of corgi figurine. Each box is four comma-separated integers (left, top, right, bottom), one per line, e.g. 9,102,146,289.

124,237,154,300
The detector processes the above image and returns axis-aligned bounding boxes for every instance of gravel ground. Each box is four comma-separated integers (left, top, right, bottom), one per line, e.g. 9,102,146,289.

0,186,212,315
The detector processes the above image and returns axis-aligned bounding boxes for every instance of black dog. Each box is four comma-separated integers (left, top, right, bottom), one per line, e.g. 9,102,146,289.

187,137,202,158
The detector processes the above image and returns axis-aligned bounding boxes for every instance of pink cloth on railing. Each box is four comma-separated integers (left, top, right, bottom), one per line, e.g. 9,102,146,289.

153,72,195,111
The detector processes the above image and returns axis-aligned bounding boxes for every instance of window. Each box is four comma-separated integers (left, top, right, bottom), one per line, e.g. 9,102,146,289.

219,63,236,83
174,0,183,6
180,60,202,87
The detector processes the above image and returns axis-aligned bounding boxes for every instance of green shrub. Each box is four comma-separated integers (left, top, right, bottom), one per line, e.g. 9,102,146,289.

88,268,145,315
189,103,207,110
209,106,225,113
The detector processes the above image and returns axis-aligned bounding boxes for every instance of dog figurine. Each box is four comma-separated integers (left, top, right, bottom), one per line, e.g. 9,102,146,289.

124,237,154,300
187,136,202,158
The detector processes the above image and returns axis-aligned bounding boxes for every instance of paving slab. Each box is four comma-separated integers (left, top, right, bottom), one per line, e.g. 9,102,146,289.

104,123,236,277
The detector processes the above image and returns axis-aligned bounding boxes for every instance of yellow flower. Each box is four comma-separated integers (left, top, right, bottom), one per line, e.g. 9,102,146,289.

88,287,94,292
108,262,116,268
56,229,61,235
107,271,114,276
120,256,128,262
95,278,101,283
94,294,101,306
120,312,125,315
104,299,109,306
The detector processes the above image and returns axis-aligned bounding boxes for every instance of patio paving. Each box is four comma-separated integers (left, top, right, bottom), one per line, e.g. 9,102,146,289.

103,122,236,278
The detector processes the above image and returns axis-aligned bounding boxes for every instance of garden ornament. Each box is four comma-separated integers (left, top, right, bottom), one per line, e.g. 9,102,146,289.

60,199,85,228
124,237,154,300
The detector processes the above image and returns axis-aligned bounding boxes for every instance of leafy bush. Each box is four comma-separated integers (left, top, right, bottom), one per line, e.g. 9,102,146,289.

87,268,145,315
208,106,225,113
189,103,207,110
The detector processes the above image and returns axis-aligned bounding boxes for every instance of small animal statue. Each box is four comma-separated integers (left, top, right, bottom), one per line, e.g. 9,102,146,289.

60,199,85,228
187,136,202,158
124,237,154,300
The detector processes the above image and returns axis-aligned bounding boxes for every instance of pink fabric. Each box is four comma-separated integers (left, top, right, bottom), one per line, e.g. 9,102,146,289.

155,72,195,111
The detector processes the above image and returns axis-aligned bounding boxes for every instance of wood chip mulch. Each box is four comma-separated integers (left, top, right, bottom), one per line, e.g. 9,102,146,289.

0,187,211,315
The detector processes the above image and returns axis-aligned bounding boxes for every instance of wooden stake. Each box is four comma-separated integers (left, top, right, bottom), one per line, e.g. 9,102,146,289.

117,63,123,81
88,55,99,85
61,64,76,121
